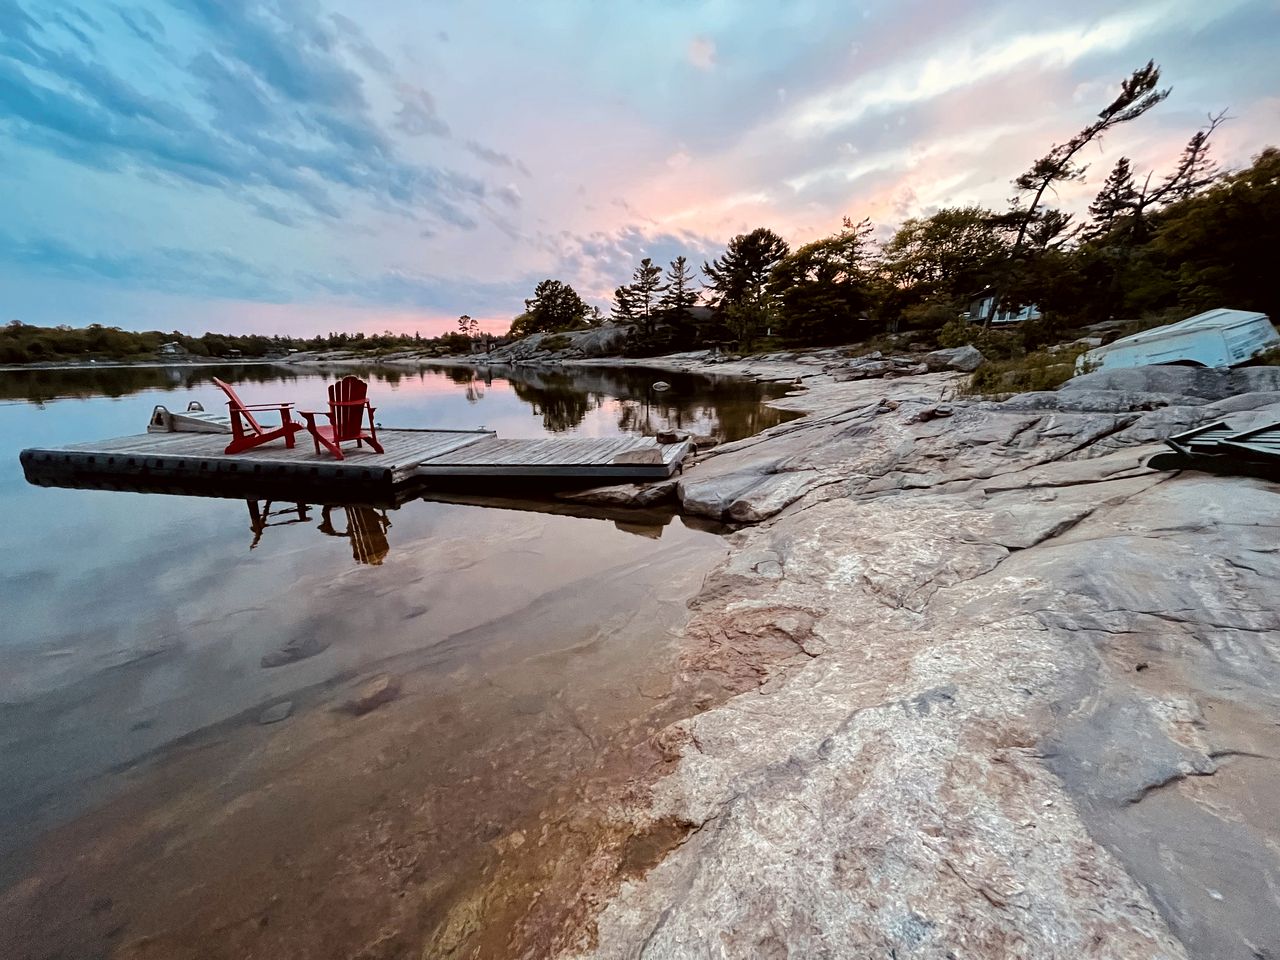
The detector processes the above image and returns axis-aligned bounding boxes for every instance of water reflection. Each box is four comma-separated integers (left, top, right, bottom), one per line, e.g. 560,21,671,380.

431,363,796,439
1,361,799,442
0,361,783,958
243,492,700,563
0,363,303,403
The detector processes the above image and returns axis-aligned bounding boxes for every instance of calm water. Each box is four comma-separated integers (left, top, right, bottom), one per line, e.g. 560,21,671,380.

0,362,796,958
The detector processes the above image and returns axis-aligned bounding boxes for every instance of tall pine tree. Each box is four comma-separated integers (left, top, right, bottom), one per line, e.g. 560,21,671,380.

631,258,666,336
610,284,637,324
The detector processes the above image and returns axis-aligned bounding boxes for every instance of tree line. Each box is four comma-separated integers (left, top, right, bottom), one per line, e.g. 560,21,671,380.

0,322,478,365
510,60,1278,354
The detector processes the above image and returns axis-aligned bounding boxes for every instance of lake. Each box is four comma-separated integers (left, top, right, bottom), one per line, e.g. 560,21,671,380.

0,362,796,959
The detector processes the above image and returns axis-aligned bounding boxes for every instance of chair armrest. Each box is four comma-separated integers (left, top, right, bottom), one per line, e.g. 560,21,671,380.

299,409,329,420
239,402,295,410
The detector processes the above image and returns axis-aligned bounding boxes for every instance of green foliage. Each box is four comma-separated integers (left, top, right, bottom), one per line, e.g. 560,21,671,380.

659,256,700,330
880,206,1009,327
936,318,974,349
721,300,773,350
704,229,788,307
630,257,666,335
1149,147,1280,320
899,302,959,331
702,227,789,349
771,218,878,344
0,318,492,365
610,284,636,324
509,279,593,337
960,343,1094,396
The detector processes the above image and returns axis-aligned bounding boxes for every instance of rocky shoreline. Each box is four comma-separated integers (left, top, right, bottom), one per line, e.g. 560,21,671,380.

544,353,1280,958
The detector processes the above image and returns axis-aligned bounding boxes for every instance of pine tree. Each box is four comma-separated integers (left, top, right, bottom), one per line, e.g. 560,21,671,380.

991,61,1169,323
610,284,637,324
1154,112,1226,204
631,258,666,336
703,228,789,348
1087,158,1139,236
659,256,699,320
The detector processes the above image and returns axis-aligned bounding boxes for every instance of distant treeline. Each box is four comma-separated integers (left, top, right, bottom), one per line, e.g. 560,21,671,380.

511,62,1278,358
0,324,477,365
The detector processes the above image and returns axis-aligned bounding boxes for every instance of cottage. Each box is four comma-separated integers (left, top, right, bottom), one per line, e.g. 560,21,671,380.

966,292,1042,326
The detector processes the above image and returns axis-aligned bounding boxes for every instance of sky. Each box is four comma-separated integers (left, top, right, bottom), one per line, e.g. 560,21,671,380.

1,0,1277,338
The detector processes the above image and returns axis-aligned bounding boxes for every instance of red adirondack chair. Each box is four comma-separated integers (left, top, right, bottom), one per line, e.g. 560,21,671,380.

300,376,384,460
212,377,302,455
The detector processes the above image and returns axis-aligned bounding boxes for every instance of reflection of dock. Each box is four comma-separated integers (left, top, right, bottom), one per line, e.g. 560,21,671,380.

21,426,692,490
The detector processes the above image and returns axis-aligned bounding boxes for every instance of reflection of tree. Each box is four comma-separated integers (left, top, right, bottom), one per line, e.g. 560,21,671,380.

443,366,477,386
611,378,797,441
0,364,301,403
414,362,801,440
508,373,600,433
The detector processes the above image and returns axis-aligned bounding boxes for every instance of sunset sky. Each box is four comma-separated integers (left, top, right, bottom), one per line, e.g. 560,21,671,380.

1,0,1277,337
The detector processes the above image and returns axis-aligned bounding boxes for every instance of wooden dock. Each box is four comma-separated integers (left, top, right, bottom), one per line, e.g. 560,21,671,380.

20,426,692,491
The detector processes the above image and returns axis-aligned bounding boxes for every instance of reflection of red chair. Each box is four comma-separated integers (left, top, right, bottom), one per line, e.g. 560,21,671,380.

212,377,301,455
301,376,384,460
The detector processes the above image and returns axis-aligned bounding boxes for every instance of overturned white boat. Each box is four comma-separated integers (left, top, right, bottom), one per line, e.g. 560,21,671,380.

1079,308,1279,372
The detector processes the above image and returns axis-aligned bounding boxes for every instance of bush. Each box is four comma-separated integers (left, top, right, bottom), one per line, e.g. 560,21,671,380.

959,343,1093,396
936,318,973,349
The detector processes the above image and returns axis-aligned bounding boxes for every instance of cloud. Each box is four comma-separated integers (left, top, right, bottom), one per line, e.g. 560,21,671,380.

496,183,522,209
113,5,166,47
394,84,450,137
0,229,284,301
328,11,393,75
463,139,531,176
541,224,723,302
687,36,716,71
0,0,499,231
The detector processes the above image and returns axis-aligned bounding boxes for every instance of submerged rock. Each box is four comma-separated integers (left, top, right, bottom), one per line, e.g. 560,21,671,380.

260,636,329,668
345,674,401,715
257,700,293,725
560,479,677,507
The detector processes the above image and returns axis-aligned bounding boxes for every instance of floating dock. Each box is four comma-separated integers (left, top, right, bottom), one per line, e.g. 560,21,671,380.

21,426,692,491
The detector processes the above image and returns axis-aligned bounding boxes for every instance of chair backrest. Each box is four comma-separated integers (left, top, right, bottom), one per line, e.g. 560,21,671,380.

212,377,262,434
329,376,370,440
